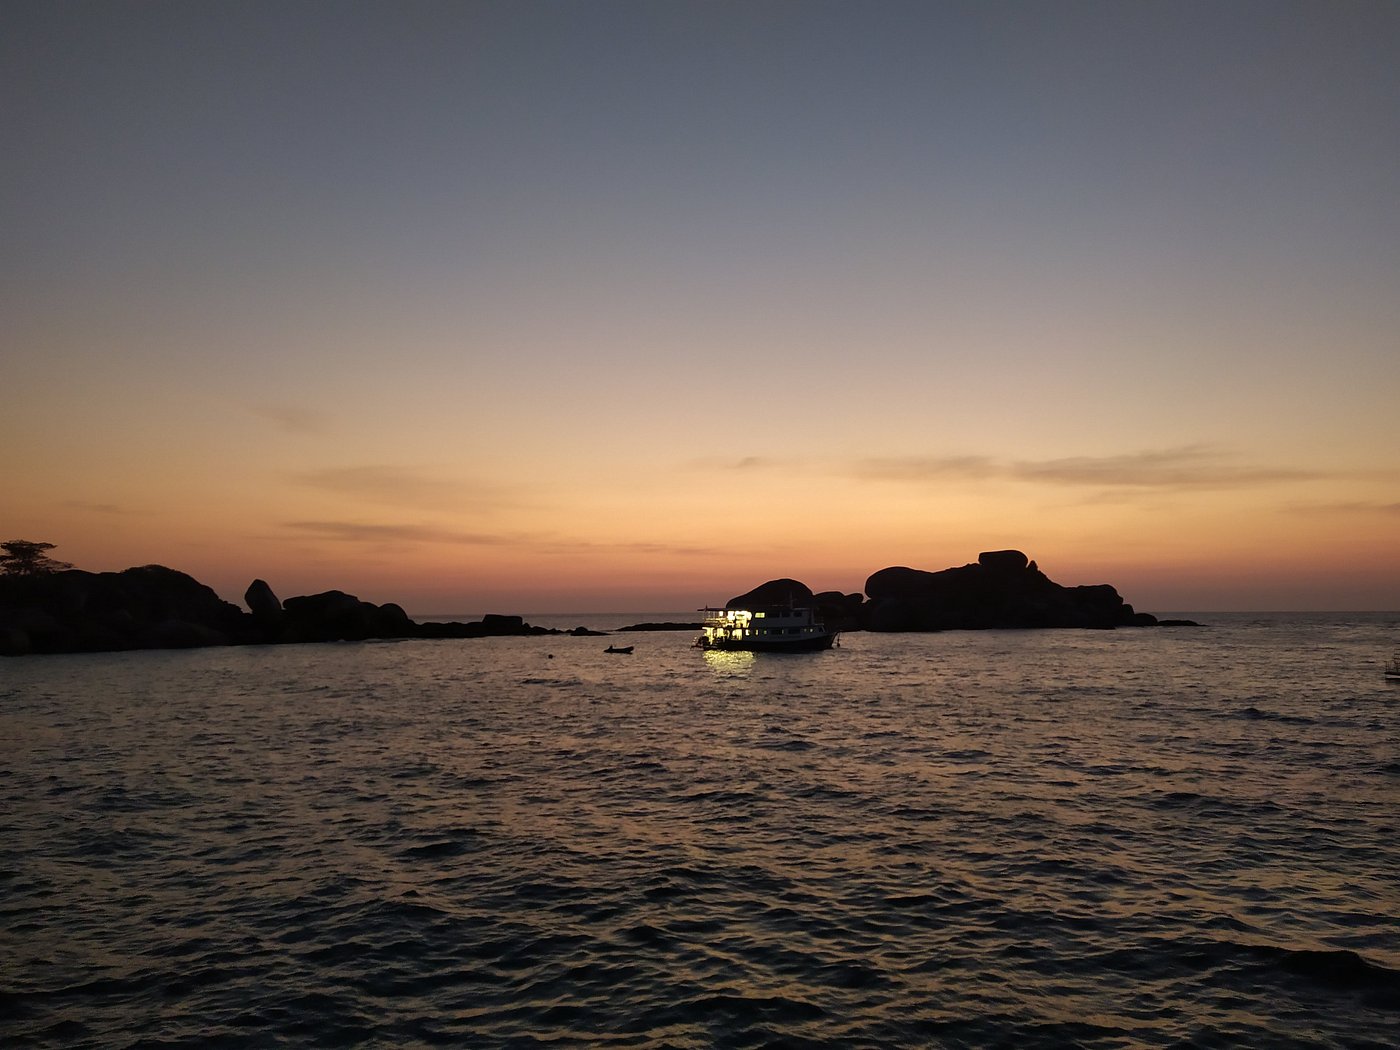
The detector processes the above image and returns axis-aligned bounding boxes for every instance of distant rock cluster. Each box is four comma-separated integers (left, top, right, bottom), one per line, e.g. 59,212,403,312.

0,567,557,657
729,550,1182,633
0,549,1191,657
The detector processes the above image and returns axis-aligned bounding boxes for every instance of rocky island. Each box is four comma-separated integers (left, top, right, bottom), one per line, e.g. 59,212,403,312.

729,549,1185,634
0,566,559,657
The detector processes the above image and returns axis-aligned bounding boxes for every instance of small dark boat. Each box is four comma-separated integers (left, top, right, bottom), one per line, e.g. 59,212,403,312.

604,644,634,654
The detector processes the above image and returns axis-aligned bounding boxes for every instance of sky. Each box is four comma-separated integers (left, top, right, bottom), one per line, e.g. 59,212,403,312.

4,0,1399,614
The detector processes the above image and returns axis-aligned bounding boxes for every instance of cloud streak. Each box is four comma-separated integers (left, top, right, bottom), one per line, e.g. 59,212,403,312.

283,521,519,545
250,403,329,436
536,538,724,558
1289,500,1400,516
850,446,1323,491
702,446,1328,492
282,520,721,557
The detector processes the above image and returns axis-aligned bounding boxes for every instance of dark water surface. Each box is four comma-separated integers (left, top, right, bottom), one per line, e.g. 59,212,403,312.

4,614,1398,1048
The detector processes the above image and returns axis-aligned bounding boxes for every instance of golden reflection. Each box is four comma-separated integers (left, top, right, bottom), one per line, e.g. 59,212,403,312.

702,649,756,677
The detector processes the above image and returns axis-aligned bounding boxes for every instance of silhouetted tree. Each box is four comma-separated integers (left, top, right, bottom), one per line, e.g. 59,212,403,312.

0,540,73,575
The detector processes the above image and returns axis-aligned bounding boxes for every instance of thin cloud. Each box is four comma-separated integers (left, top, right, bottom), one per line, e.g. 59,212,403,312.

535,538,724,557
684,455,785,472
1289,500,1400,516
851,455,995,482
282,522,721,557
1009,447,1319,489
283,521,518,545
849,446,1322,491
251,403,329,435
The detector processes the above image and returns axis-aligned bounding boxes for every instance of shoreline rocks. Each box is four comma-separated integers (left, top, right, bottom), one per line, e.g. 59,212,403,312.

736,550,1197,633
1,549,1196,657
859,550,1159,631
0,568,561,657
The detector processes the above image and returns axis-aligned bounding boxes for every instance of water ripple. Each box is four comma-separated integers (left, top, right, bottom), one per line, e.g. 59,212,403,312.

3,618,1398,1047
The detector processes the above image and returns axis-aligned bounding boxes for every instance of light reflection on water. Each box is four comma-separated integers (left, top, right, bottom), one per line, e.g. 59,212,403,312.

702,649,757,676
2,614,1398,1048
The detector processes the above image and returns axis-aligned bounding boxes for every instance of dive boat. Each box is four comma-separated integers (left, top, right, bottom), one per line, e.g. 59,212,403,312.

695,605,838,653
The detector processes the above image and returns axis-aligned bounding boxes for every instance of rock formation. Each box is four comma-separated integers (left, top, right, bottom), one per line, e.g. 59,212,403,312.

0,566,252,655
726,578,813,609
0,548,1186,657
0,566,559,656
728,550,1164,633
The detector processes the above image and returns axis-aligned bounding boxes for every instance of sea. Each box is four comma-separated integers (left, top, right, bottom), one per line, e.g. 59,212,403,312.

2,612,1397,1049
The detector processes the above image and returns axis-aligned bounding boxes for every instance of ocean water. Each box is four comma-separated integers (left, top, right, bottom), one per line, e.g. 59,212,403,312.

3,614,1398,1049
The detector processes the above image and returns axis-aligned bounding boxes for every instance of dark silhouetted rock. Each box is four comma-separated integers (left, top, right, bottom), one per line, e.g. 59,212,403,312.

727,578,814,610
2,549,1174,658
0,565,250,654
278,589,419,643
151,618,229,649
1,562,570,656
862,551,1153,631
282,590,370,641
374,602,414,636
813,590,866,631
723,578,872,630
243,578,285,640
867,597,916,632
244,578,282,616
480,613,524,632
978,549,1030,573
413,614,558,639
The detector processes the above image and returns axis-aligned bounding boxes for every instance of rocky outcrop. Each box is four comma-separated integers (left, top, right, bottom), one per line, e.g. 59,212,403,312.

812,590,866,632
723,579,866,632
727,578,813,609
1,549,1184,657
244,578,284,633
0,566,253,655
1,566,559,656
863,551,1155,630
279,589,416,643
244,578,281,616
414,613,557,640
726,551,1166,635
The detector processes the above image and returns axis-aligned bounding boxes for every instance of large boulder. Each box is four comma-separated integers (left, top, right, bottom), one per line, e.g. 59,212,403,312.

727,578,814,610
480,613,525,633
0,565,251,653
243,578,285,641
416,613,558,639
812,590,866,631
280,589,417,642
374,602,414,636
864,552,1149,631
864,566,949,601
978,549,1030,573
244,578,282,617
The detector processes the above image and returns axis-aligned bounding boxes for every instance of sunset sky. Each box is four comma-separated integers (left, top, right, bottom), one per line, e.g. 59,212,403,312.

5,1,1398,613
